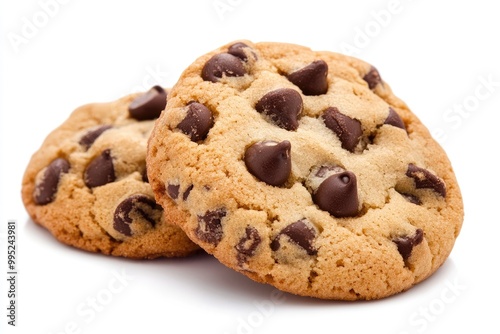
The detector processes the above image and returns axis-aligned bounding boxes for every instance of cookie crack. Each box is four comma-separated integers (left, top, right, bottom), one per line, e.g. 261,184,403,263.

86,190,124,253
307,249,320,290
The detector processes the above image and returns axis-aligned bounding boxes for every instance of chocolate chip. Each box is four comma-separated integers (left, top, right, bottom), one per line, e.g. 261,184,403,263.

322,107,362,152
167,184,180,200
177,102,214,142
201,53,246,82
182,184,194,201
113,194,160,236
286,60,328,96
79,125,113,150
363,66,382,90
244,140,291,187
84,149,115,188
313,171,359,217
228,42,256,61
398,192,422,205
33,158,70,205
196,209,226,245
406,164,446,197
393,229,424,262
128,86,167,120
236,226,261,265
255,88,303,131
384,107,406,131
270,219,317,256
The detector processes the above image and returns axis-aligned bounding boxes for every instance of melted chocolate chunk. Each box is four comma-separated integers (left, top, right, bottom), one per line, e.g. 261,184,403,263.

313,171,359,217
363,66,382,90
182,184,194,201
84,149,116,188
228,42,256,61
196,209,226,245
398,192,422,205
393,229,424,262
406,164,446,197
128,86,167,120
322,107,362,152
255,88,303,131
384,107,406,131
286,60,328,96
236,226,261,265
167,184,180,200
33,158,70,205
244,141,291,187
177,102,214,142
79,125,113,150
113,194,160,236
201,53,246,82
271,219,317,256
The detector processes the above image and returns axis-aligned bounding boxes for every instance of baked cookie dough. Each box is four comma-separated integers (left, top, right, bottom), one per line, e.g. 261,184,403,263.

22,87,199,258
147,41,464,299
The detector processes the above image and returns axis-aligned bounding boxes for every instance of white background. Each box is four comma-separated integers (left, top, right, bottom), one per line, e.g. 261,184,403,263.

1,1,498,333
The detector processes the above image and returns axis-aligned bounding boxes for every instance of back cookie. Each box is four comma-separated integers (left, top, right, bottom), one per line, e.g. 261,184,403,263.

22,87,199,258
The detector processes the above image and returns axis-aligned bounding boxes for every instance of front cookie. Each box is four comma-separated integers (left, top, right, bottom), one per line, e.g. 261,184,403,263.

147,41,464,299
22,87,199,258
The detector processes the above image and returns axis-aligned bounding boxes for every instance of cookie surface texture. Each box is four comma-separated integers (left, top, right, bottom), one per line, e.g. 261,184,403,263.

22,87,199,258
147,41,464,299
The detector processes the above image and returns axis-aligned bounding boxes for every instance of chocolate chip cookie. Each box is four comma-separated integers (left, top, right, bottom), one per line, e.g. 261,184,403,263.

22,87,199,258
147,41,464,299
